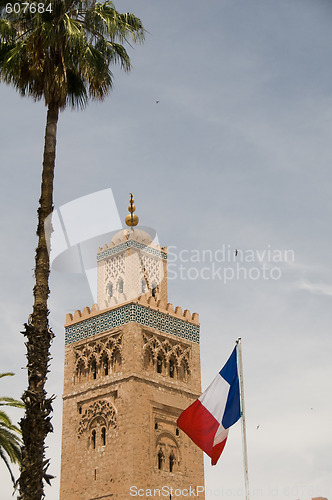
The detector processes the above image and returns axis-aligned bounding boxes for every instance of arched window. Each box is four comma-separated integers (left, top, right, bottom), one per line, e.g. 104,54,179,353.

157,450,164,470
141,279,146,294
169,452,176,472
157,354,164,374
118,279,124,294
90,359,97,380
151,282,157,298
102,355,109,376
108,283,113,298
92,430,96,449
76,360,85,382
169,358,176,378
101,427,106,446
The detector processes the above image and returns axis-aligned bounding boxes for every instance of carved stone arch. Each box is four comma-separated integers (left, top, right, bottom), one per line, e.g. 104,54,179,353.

78,399,117,438
169,450,176,472
105,338,115,351
155,344,167,358
82,345,92,358
143,332,161,352
75,357,86,383
151,337,160,349
106,333,123,351
162,340,172,353
89,414,107,432
155,432,181,472
155,349,166,374
173,345,184,358
168,354,177,379
100,350,110,376
87,354,98,380
156,447,165,470
93,341,104,358
106,280,114,299
178,352,190,369
117,276,124,294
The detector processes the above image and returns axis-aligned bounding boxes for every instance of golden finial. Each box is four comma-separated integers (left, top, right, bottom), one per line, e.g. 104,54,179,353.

125,193,139,227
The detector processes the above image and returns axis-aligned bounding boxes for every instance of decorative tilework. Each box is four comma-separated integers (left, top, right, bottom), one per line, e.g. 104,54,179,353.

97,241,167,262
65,304,199,345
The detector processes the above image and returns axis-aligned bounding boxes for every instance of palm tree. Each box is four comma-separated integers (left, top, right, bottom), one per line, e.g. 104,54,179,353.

0,2,144,498
0,373,24,487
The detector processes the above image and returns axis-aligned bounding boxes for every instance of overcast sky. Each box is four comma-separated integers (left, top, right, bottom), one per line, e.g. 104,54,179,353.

1,0,332,499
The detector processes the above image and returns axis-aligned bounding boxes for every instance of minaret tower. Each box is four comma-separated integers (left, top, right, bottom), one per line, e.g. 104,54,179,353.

60,196,205,499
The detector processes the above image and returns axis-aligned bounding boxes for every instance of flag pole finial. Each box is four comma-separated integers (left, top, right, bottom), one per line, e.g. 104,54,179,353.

125,193,139,228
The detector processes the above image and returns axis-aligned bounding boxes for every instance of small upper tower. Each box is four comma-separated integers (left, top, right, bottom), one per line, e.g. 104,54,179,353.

60,195,205,500
97,194,168,309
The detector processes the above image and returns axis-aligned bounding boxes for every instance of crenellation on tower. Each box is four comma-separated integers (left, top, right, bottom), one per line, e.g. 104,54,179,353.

65,295,199,330
60,196,205,499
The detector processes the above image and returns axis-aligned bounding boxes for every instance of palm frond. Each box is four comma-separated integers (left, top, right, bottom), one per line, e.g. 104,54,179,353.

0,448,16,486
0,373,14,379
0,373,23,486
0,0,145,108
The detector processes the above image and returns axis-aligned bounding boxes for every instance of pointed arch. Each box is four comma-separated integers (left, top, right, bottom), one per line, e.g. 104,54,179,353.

75,358,86,383
107,282,113,298
78,400,117,439
117,278,124,294
155,432,181,473
156,351,166,374
168,356,177,379
169,451,176,472
101,352,109,376
157,449,164,470
88,356,98,380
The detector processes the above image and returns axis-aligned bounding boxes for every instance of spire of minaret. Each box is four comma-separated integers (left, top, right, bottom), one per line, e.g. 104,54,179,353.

125,193,139,227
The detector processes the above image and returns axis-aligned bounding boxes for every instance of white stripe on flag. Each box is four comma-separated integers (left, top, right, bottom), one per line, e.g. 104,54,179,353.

213,424,229,447
199,373,230,423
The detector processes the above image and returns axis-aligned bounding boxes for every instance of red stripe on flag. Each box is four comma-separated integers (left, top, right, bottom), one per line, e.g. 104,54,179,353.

177,400,228,465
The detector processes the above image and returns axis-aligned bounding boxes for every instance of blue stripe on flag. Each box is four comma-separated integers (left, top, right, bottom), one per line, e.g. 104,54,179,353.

219,346,241,429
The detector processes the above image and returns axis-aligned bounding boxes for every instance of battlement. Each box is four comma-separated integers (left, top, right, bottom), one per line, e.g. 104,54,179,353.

65,294,199,326
64,295,200,346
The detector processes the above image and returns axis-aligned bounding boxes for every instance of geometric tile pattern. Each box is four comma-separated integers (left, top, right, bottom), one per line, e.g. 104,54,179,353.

97,240,167,262
65,303,199,346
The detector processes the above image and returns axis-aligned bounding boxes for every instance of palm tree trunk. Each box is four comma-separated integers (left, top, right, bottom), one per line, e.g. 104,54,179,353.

19,103,59,500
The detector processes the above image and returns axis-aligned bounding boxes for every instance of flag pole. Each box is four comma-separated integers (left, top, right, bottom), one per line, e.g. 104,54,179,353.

236,338,250,500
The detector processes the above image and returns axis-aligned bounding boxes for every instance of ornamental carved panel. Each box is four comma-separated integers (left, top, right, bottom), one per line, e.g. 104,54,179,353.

142,332,191,380
74,332,123,382
78,399,117,438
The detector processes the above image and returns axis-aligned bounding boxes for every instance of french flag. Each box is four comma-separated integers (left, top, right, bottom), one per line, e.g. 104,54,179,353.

177,346,241,465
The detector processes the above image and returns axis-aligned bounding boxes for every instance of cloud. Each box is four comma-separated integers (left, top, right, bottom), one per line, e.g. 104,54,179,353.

296,280,332,297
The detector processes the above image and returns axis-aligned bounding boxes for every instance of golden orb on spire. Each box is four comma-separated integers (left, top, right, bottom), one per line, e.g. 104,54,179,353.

125,193,139,227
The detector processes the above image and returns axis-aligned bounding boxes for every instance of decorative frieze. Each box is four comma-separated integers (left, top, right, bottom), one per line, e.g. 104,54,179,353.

65,303,200,345
97,240,167,262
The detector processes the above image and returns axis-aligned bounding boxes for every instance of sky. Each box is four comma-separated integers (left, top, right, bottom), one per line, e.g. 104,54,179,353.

1,0,332,498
